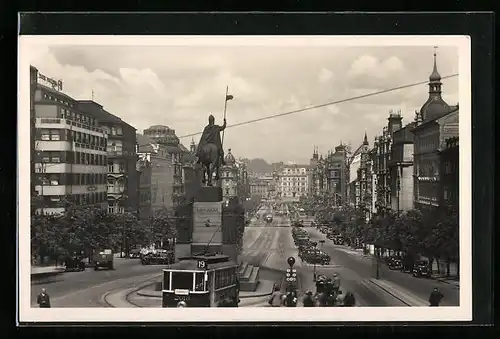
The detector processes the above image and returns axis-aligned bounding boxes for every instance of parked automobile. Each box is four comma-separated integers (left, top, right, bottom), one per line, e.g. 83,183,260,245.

265,214,273,223
93,249,114,270
141,250,174,265
388,257,403,270
302,250,330,265
412,260,430,278
64,256,86,272
129,248,141,259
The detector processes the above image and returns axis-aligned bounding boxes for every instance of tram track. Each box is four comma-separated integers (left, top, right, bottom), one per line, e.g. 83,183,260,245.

102,274,162,308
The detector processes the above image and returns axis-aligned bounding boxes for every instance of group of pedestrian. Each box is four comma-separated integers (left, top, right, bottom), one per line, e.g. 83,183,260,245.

268,286,298,307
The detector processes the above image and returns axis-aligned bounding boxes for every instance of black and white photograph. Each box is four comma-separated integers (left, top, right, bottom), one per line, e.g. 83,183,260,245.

18,35,471,322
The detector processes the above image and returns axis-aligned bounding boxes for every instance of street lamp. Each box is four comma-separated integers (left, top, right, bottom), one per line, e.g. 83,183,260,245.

375,247,380,280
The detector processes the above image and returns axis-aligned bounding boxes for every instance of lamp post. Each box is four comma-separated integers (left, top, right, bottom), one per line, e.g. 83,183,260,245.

375,247,380,280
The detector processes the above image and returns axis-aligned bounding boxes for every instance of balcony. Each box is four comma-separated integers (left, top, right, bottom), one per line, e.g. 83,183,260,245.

36,117,105,134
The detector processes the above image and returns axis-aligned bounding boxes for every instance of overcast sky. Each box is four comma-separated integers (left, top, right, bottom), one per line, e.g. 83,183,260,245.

28,40,459,164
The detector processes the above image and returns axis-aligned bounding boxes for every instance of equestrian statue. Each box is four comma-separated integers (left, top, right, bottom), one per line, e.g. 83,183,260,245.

196,114,226,186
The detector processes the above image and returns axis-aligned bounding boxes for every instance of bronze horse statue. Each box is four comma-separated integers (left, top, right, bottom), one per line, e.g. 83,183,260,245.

198,143,221,186
196,115,226,187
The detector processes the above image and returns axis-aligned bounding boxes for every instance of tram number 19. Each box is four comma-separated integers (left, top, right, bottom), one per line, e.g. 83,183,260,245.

197,260,207,269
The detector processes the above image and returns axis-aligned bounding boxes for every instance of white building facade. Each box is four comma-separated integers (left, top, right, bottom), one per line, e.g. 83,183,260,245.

276,164,309,201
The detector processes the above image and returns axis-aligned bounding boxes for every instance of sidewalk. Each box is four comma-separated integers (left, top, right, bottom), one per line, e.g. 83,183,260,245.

430,275,460,288
31,266,65,275
369,278,428,306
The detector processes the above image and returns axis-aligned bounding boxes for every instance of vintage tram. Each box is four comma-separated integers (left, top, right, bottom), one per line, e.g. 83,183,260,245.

161,253,240,308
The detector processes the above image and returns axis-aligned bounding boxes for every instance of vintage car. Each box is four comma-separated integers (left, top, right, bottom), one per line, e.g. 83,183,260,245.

412,260,430,278
388,257,403,270
141,250,174,265
64,256,86,272
129,248,141,259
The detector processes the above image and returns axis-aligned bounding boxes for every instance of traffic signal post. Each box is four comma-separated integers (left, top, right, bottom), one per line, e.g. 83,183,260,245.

286,256,297,293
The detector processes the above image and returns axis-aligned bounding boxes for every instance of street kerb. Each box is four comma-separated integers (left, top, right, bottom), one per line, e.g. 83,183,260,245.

368,278,428,306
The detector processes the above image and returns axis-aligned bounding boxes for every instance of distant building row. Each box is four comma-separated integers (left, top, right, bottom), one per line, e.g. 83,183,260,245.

347,52,459,221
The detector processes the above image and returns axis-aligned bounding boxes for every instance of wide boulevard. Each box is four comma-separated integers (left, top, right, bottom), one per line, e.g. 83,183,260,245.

31,203,459,308
241,203,459,306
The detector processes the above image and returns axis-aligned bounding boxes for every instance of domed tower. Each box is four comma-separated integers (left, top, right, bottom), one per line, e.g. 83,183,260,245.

418,47,451,122
221,149,238,200
143,125,180,146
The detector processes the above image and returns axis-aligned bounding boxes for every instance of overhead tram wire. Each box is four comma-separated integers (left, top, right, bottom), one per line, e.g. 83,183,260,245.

177,73,459,139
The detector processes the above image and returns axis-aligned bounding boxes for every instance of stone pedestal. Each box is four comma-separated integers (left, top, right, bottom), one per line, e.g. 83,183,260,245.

222,244,238,263
174,243,191,260
195,186,223,202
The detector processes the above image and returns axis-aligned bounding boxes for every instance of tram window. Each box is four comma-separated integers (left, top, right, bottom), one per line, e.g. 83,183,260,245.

163,271,171,290
171,272,194,291
194,272,205,291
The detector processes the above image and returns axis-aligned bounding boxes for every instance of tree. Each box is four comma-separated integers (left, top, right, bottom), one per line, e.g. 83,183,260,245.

396,209,425,256
31,213,61,265
150,208,176,248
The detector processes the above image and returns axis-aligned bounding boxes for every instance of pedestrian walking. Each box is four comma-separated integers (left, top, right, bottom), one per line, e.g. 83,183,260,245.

302,291,315,307
343,291,356,307
268,285,283,307
37,288,51,308
428,287,444,306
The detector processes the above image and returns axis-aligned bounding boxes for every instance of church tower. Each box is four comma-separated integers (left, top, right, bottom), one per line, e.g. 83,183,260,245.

221,149,238,201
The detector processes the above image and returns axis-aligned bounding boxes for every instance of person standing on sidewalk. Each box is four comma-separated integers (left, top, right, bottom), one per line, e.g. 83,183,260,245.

302,291,315,307
429,287,444,306
268,285,283,307
37,288,51,308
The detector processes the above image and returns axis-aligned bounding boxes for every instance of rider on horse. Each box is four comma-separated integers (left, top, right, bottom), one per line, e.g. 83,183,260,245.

196,114,226,167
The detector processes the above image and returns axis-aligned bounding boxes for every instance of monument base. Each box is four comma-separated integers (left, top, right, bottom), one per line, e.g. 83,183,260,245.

195,186,223,202
174,244,192,261
191,243,223,255
221,244,239,263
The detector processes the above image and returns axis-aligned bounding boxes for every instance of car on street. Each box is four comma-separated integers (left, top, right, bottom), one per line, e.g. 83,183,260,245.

265,214,273,223
93,249,114,270
141,250,174,265
64,256,86,272
388,257,403,270
412,260,431,278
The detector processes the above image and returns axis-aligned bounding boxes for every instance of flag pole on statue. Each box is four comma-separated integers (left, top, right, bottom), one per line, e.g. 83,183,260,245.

221,86,233,148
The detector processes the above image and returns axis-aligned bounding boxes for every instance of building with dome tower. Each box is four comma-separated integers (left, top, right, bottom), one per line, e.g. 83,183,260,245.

411,48,459,211
221,148,239,201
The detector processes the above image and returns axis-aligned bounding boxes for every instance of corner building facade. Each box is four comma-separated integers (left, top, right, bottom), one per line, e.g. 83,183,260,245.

33,68,108,214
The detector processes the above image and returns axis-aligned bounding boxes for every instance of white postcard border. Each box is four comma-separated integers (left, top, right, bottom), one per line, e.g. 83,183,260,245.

18,35,472,322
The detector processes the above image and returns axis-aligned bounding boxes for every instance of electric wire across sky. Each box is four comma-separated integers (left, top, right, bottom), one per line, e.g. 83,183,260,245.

178,73,459,140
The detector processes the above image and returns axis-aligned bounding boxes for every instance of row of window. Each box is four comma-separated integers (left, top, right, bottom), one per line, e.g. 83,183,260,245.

42,92,76,110
108,201,125,214
38,128,107,146
37,151,107,166
37,173,107,186
280,177,307,181
37,192,107,207
280,182,307,186
283,168,308,174
279,187,307,192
